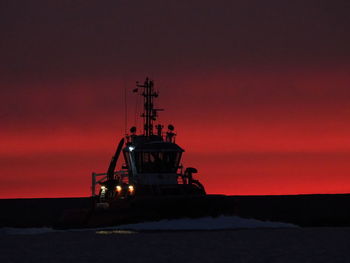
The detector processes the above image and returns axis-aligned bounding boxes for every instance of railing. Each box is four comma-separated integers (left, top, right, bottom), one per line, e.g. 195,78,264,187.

91,170,128,197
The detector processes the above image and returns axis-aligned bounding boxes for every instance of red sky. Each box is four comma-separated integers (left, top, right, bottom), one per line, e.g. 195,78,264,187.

1,1,350,198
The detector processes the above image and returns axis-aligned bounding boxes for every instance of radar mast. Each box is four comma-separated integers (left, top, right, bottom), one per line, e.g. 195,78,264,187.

136,78,163,137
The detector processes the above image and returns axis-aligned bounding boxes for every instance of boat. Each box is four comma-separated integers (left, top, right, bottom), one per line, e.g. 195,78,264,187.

92,77,206,208
58,78,233,228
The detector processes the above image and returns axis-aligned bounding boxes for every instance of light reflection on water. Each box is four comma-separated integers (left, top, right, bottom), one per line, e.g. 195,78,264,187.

96,230,137,235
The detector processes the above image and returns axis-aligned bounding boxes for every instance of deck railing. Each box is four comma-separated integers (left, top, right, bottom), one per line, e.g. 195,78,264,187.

91,171,128,197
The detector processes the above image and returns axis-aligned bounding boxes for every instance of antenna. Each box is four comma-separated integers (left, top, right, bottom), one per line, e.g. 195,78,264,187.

136,77,163,137
124,84,128,136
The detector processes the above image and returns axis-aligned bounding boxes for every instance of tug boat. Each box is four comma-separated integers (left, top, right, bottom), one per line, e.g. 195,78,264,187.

57,79,235,228
92,78,206,208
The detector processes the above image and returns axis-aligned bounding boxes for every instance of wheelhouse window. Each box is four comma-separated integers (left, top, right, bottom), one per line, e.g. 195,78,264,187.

135,151,181,173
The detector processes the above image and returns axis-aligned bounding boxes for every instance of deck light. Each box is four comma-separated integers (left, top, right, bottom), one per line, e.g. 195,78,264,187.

129,146,135,152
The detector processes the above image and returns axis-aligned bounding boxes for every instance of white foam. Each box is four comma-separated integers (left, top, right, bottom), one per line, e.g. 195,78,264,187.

0,216,297,235
116,216,298,231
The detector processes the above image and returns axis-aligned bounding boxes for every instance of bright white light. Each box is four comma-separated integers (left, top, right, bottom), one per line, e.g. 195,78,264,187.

116,185,122,192
129,146,135,152
101,186,106,191
128,185,134,192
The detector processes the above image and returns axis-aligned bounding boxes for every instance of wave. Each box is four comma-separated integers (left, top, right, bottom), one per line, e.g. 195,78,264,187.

1,216,297,235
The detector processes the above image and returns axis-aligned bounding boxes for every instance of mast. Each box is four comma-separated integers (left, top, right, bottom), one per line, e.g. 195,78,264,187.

136,78,162,137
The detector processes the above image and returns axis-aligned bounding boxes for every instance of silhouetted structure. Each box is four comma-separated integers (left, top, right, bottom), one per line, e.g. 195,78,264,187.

92,78,205,205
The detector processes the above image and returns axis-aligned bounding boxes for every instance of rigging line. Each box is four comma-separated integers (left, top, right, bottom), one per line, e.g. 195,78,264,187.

134,91,140,127
133,93,137,127
124,84,127,136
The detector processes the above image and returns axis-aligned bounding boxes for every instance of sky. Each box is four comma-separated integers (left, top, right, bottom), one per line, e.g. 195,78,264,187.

1,0,350,198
